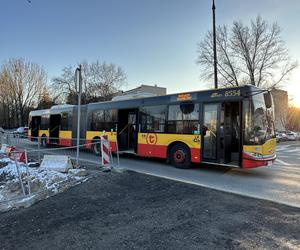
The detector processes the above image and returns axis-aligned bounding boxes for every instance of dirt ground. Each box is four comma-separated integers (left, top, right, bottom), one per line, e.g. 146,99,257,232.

0,170,299,250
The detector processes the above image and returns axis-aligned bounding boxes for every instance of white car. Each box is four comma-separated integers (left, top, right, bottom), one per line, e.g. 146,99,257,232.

287,132,297,141
13,127,29,138
276,132,283,142
280,132,288,141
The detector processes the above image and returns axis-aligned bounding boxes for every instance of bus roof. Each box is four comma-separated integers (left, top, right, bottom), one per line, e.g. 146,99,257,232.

50,104,74,114
87,85,262,111
29,109,50,117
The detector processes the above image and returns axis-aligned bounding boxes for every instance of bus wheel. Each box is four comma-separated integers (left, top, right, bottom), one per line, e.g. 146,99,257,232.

41,135,47,148
169,143,191,169
92,138,102,156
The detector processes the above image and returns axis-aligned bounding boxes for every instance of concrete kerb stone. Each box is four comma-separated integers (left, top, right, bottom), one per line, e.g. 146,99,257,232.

0,190,51,212
111,166,126,174
0,175,90,213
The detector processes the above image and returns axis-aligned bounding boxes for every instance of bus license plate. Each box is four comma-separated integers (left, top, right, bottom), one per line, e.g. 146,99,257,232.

267,161,273,166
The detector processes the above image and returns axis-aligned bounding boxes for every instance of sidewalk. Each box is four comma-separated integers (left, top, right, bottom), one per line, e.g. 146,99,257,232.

0,170,299,250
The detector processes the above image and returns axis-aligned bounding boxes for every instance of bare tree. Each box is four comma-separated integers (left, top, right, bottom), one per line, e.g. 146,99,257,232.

0,58,47,127
197,16,298,88
51,61,126,104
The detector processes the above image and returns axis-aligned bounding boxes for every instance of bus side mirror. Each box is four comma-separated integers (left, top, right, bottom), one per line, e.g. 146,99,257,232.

264,92,272,109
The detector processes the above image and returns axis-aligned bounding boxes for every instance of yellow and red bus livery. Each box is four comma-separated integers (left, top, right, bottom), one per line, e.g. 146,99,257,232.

29,85,276,169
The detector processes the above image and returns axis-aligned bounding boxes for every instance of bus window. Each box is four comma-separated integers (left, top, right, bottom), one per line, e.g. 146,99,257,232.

167,103,199,134
61,113,69,130
91,109,117,131
140,105,167,133
40,115,49,130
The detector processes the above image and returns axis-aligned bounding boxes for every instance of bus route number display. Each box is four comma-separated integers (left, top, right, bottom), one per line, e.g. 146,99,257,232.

177,93,192,101
225,89,240,97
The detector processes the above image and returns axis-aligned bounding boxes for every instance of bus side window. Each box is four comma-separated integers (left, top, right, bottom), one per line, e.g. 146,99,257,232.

167,103,199,134
139,105,167,133
61,113,68,130
91,109,117,132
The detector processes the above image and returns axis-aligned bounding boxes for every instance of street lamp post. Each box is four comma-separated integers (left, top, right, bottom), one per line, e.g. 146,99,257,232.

212,0,218,89
75,65,82,167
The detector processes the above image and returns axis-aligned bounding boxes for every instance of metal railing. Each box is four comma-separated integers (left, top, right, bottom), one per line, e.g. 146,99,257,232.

0,132,121,210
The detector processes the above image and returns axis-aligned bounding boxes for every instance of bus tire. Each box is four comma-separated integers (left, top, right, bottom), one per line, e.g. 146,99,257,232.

41,135,47,148
169,143,191,169
92,137,102,156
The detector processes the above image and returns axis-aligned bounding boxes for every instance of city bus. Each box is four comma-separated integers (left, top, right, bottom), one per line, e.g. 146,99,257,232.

29,85,276,169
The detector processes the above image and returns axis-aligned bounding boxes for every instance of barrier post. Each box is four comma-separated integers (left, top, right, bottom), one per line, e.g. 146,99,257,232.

14,155,26,196
38,136,41,164
116,137,120,168
25,150,31,195
109,147,114,167
101,135,110,168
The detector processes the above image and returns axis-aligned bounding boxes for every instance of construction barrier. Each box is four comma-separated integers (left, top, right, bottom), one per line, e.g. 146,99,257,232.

101,135,110,167
11,150,26,163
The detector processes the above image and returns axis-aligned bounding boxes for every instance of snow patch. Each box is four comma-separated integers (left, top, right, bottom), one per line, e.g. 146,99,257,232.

0,156,88,212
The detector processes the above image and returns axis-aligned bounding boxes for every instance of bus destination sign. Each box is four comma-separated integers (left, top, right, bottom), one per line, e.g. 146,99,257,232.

177,93,192,101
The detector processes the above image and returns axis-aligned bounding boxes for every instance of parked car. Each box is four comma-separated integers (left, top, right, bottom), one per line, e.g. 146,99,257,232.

279,131,288,141
287,132,297,141
276,132,283,143
13,127,29,138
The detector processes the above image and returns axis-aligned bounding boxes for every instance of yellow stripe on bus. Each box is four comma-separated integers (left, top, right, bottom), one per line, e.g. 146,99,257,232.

59,130,72,139
138,133,201,148
39,130,49,137
86,131,117,142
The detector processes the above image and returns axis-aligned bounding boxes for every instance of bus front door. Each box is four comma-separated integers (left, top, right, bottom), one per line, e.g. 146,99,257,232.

201,102,241,166
201,103,219,162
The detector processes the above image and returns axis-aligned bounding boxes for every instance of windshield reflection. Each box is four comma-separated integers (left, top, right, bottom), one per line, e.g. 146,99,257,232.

244,93,275,145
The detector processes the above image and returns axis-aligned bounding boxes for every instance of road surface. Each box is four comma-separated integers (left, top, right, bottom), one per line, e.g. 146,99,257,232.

14,139,300,208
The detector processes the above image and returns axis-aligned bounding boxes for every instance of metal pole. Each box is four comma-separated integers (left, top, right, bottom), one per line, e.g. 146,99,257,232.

14,156,26,196
38,136,41,164
212,0,218,89
76,65,82,167
25,150,31,195
109,147,113,169
116,137,120,168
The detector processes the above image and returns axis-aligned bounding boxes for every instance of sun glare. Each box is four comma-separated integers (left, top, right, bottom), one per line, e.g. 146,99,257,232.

290,88,300,108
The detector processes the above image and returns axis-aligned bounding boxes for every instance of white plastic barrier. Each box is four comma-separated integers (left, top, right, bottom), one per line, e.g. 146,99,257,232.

40,155,73,173
101,135,110,167
0,144,8,153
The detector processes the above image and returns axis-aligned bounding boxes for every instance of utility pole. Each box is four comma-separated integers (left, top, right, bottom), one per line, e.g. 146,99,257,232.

212,0,218,89
75,65,82,167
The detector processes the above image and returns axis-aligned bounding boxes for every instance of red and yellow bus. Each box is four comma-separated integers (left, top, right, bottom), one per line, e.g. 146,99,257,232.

29,85,276,169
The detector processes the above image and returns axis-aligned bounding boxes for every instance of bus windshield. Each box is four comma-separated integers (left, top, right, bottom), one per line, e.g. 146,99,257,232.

244,93,275,145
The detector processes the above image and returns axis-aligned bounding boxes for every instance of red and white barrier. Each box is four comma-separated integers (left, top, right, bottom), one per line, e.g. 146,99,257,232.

101,135,110,167
11,150,26,163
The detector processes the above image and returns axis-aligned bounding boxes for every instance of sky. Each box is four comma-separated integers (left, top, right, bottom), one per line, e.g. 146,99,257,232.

0,0,300,100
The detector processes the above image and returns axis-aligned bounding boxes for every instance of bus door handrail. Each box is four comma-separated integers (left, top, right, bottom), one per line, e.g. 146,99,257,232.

118,123,131,135
205,127,216,138
50,125,59,133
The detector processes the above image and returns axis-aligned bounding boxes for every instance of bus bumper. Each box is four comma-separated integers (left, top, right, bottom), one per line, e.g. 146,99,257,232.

242,153,276,168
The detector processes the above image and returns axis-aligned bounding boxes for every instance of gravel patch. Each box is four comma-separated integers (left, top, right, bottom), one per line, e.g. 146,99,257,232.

0,170,299,250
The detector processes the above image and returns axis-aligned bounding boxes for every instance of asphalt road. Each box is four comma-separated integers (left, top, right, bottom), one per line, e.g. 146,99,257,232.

11,138,300,208
1,171,299,250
